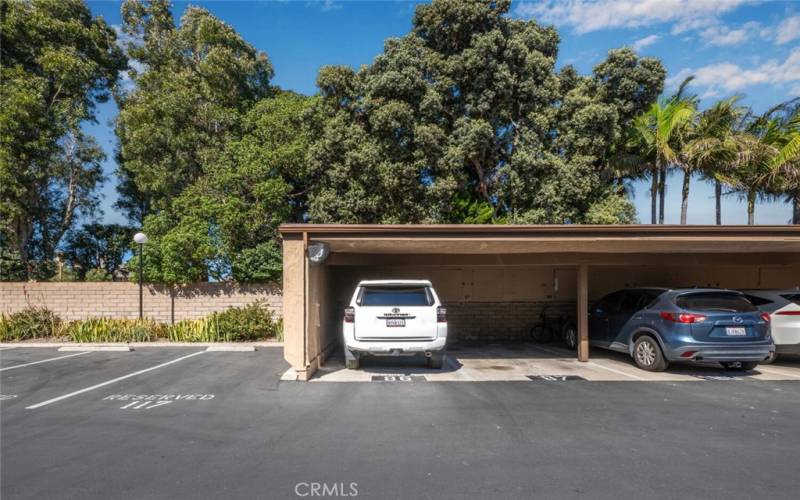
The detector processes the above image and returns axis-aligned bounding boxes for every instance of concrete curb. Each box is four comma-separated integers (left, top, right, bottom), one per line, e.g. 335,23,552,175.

205,345,256,352
58,346,133,352
0,341,282,348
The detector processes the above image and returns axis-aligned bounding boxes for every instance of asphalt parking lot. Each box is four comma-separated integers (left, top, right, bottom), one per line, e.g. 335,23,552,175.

3,346,800,500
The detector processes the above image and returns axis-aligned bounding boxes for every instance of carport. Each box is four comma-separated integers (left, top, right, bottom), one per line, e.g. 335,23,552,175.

278,225,800,380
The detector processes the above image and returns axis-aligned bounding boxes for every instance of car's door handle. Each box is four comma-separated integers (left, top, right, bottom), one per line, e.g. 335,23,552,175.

633,316,643,320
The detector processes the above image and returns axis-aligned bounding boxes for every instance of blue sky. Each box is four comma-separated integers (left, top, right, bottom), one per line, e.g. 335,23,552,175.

85,0,800,226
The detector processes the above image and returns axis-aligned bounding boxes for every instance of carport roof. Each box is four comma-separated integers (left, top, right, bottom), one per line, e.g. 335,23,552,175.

278,224,800,255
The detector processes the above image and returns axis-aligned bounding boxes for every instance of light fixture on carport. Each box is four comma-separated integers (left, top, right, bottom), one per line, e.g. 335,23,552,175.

308,242,330,265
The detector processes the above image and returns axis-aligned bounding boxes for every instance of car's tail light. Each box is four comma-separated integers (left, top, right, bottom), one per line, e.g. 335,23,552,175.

660,312,707,323
344,307,355,323
776,311,800,315
437,306,447,323
760,312,771,322
680,351,697,358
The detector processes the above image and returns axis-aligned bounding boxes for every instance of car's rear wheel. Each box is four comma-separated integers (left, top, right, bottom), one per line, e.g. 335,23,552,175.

530,325,553,343
427,352,444,369
561,322,578,351
632,335,668,372
722,361,758,371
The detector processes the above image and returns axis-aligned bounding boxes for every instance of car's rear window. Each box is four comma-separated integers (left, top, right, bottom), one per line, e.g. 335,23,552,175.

359,287,432,306
743,294,774,306
781,293,800,306
675,292,757,313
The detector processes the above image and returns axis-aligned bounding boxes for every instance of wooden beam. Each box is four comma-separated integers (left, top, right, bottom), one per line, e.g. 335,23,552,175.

324,252,800,267
577,264,589,362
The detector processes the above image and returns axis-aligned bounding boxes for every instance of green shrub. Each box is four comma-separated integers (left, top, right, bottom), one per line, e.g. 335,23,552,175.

0,307,62,341
0,304,279,343
210,302,279,341
64,318,167,342
169,318,221,342
84,268,112,282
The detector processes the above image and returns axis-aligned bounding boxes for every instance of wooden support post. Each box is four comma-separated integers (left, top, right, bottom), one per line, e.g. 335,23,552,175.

577,263,589,362
282,235,308,379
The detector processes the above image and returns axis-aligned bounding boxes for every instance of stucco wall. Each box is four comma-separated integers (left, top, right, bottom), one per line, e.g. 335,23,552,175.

0,282,282,323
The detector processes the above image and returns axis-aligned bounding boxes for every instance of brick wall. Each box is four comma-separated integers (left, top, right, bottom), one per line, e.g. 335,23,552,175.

0,282,282,323
445,301,575,343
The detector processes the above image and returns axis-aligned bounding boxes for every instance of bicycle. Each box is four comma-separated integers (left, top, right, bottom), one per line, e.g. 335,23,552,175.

529,304,578,350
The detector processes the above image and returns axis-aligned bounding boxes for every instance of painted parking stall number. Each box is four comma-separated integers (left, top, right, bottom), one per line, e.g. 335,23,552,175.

371,375,425,382
527,375,586,381
104,394,215,410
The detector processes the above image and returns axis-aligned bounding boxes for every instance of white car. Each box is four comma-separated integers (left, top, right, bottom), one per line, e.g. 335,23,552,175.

743,289,800,361
342,280,447,370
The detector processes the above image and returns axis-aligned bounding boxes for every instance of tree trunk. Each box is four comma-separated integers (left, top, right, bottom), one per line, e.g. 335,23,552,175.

747,190,756,225
680,170,690,224
715,180,722,225
650,161,659,224
658,164,666,224
793,193,799,225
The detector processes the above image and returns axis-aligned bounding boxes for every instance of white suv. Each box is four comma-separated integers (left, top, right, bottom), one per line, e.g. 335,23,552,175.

343,280,447,370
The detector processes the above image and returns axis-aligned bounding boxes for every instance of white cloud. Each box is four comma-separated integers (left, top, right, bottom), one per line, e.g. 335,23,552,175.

667,47,800,95
775,15,800,45
515,0,747,34
698,21,761,46
790,84,800,97
631,34,660,51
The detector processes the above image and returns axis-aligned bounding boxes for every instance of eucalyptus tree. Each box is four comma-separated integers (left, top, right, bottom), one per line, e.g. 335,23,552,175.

115,0,273,220
0,0,125,277
115,0,296,284
308,0,665,224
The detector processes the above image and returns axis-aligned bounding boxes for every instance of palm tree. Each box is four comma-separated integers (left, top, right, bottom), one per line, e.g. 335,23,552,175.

722,102,800,225
722,111,787,224
628,96,696,223
682,97,743,225
770,106,800,223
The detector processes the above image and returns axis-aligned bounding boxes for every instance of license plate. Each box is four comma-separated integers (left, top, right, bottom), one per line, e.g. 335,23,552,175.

725,327,747,336
386,319,405,327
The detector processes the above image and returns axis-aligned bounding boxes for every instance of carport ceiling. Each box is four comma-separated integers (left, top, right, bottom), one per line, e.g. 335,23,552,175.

279,224,800,255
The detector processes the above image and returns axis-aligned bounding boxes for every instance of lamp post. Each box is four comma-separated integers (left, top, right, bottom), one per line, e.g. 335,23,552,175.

133,232,148,320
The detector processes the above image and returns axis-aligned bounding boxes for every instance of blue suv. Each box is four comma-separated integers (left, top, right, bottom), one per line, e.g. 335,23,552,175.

589,288,773,372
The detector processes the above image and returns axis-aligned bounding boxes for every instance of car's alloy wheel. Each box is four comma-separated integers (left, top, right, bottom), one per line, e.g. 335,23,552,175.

562,323,578,351
635,341,656,367
632,335,668,372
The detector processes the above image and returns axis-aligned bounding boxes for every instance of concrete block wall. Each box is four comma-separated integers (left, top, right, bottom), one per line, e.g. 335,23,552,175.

445,301,575,343
0,282,282,323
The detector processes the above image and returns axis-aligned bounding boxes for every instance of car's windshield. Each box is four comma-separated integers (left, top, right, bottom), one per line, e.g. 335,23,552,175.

359,286,432,306
675,292,757,313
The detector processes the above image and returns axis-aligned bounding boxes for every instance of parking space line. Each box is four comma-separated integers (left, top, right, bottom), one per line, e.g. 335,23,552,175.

25,351,205,410
757,367,800,379
0,351,91,372
586,361,646,381
522,344,647,380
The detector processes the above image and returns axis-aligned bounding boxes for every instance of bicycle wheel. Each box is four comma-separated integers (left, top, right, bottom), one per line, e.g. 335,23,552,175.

529,324,553,343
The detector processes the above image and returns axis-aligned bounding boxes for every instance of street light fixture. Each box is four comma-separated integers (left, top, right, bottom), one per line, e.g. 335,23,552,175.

133,232,148,320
